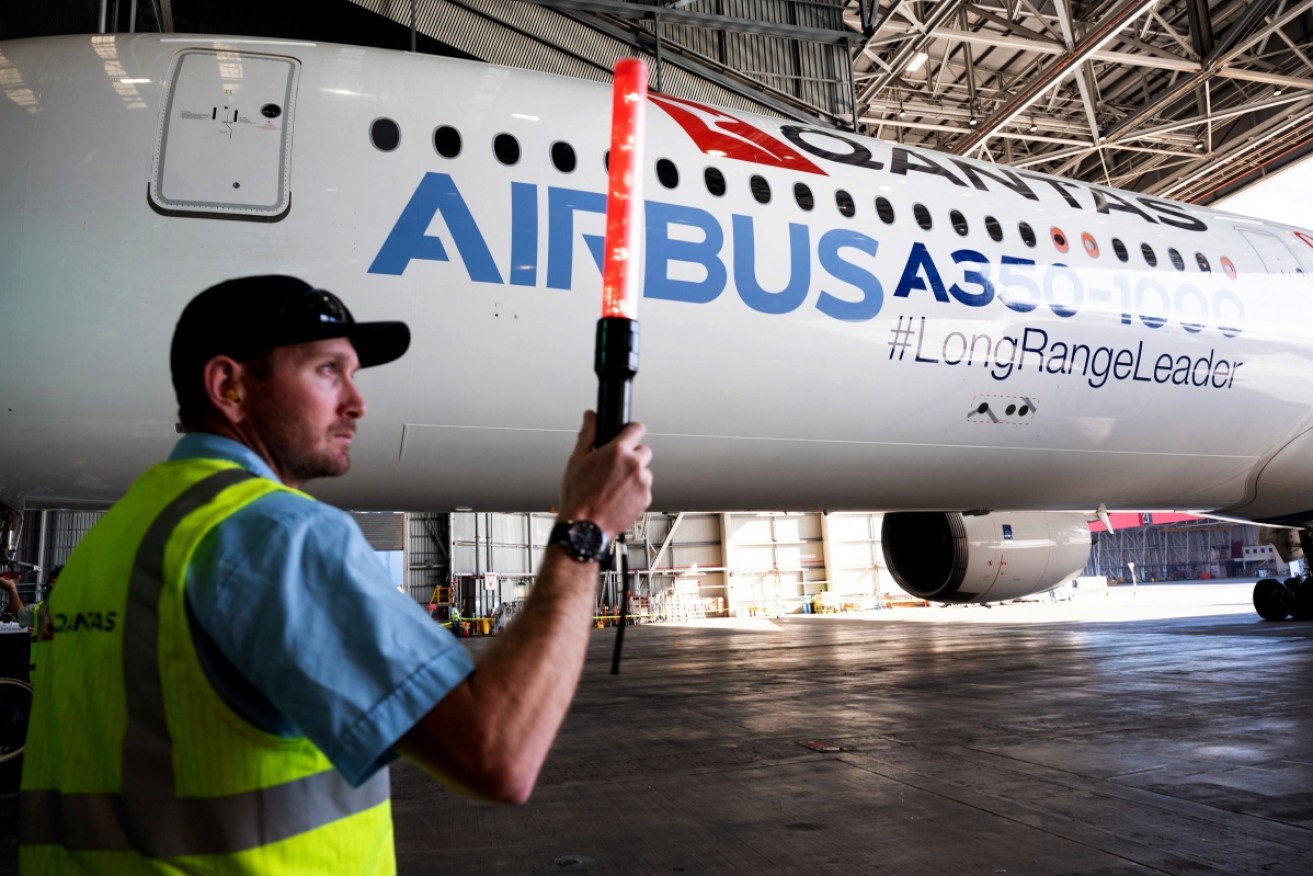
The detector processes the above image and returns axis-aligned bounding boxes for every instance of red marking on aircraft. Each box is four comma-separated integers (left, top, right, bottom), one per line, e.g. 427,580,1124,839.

648,93,827,176
1088,512,1202,533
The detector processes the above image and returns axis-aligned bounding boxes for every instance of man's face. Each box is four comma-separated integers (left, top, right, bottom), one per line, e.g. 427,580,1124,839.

241,337,366,487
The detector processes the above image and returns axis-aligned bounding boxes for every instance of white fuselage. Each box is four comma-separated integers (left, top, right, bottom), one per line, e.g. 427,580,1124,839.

3,34,1313,520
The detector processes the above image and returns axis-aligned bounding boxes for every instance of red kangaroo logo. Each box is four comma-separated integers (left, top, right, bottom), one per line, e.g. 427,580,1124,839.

648,93,827,176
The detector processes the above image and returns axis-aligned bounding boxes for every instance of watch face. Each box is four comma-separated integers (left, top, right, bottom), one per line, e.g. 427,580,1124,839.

568,521,604,559
554,520,605,561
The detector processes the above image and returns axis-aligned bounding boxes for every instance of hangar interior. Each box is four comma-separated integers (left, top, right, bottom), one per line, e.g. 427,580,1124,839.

4,8,1313,875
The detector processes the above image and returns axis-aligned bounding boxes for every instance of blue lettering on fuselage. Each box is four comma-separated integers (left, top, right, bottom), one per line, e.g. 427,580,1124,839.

643,201,725,304
369,172,1244,336
546,187,606,289
368,172,502,282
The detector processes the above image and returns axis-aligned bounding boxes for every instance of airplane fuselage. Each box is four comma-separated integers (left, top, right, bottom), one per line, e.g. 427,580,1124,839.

4,34,1313,524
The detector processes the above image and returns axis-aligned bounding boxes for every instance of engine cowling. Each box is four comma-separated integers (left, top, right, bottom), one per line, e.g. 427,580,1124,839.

882,512,1091,604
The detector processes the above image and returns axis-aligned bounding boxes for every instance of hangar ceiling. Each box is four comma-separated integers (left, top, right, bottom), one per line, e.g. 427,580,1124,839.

5,0,1311,207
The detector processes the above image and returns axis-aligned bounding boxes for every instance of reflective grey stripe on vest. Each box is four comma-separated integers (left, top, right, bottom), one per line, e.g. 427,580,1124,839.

22,768,390,856
21,468,389,856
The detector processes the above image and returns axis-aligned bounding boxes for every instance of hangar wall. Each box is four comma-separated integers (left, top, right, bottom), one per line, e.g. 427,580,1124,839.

404,510,898,621
7,509,1285,620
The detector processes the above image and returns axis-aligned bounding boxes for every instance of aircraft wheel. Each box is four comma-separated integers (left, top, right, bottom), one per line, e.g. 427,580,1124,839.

1253,579,1290,621
1289,578,1313,621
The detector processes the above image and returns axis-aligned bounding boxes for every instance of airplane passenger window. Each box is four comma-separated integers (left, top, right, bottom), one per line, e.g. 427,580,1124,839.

1051,227,1069,253
750,174,771,205
985,216,1003,242
494,133,520,165
875,197,895,224
370,118,400,152
1112,238,1129,262
551,142,576,173
1018,222,1036,247
704,167,727,197
1168,248,1185,271
835,189,855,217
1196,253,1212,272
794,182,815,211
914,203,932,231
1081,232,1100,258
432,126,461,158
950,210,968,236
657,159,679,189
1141,243,1158,267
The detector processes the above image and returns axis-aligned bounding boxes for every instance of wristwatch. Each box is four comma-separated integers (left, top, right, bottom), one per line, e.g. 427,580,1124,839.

548,519,610,563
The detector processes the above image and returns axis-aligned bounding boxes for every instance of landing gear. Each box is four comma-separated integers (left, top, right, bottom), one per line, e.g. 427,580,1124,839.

1253,578,1291,621
1289,577,1313,620
1252,529,1313,621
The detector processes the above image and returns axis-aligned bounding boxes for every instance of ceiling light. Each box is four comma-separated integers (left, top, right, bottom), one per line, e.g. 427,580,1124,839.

1194,141,1205,151
904,51,929,74
1274,86,1284,96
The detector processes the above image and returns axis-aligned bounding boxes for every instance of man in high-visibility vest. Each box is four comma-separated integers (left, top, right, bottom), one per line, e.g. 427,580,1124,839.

20,275,653,873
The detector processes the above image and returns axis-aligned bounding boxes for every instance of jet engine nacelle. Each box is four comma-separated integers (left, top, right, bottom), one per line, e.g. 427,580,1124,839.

882,512,1092,604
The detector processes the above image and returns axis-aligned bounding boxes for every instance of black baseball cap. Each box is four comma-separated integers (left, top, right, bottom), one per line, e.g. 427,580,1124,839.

172,273,409,373
170,275,410,422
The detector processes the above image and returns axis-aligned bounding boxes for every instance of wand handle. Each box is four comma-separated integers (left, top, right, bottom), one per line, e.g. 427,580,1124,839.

594,316,639,448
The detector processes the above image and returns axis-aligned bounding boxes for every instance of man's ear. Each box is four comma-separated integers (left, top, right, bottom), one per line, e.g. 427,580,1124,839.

201,356,247,424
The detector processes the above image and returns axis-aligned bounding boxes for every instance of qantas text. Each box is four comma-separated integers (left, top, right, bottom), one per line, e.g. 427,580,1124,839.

370,173,1245,337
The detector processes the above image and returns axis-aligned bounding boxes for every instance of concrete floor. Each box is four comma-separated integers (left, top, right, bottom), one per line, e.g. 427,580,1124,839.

394,582,1313,875
2,581,1309,873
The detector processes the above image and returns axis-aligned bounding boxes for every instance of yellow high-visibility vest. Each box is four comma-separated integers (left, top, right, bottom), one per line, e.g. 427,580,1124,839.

20,458,394,874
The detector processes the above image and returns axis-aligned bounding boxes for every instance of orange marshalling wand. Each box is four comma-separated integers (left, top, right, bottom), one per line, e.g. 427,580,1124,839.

594,57,646,449
595,58,647,674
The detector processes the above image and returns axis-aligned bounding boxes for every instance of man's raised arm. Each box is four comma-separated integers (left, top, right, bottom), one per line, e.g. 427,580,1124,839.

396,411,653,804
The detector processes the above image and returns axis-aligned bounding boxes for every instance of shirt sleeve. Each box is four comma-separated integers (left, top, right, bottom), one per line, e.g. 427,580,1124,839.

186,491,474,786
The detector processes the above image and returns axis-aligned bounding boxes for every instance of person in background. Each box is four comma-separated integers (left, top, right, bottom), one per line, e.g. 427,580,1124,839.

0,571,22,625
1,565,58,634
2,565,58,680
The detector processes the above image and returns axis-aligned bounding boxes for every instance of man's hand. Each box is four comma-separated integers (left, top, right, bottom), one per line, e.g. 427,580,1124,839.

556,411,653,540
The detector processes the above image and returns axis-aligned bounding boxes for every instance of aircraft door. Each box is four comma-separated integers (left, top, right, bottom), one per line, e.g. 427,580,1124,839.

149,49,300,219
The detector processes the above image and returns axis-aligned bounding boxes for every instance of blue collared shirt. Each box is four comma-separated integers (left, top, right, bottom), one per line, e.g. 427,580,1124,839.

171,433,474,786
